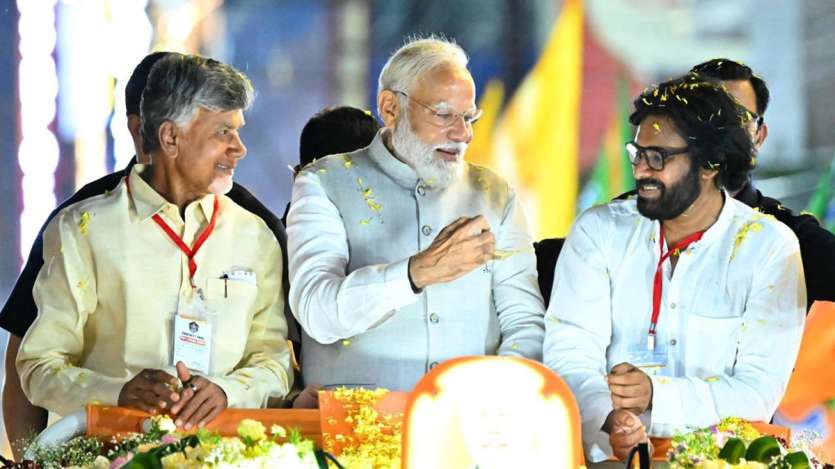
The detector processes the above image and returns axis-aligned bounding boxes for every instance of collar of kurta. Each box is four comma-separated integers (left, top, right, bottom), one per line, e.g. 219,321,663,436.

366,129,423,190
127,164,217,223
649,190,736,249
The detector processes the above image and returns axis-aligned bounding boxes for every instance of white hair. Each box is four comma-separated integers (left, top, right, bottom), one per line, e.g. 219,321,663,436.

377,36,469,114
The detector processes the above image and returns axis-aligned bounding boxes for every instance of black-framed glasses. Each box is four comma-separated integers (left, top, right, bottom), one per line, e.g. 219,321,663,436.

625,141,689,171
391,90,483,128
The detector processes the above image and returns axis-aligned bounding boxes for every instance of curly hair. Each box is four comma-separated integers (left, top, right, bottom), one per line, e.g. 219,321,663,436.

629,73,756,191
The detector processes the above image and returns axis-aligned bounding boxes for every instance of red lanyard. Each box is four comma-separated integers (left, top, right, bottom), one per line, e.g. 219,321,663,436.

648,226,705,349
126,174,220,285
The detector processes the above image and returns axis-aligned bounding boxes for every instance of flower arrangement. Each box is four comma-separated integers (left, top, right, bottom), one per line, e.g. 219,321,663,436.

668,417,826,469
12,415,323,469
322,388,402,469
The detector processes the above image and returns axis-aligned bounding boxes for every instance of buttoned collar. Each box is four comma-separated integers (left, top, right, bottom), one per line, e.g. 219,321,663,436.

366,129,421,189
127,164,216,223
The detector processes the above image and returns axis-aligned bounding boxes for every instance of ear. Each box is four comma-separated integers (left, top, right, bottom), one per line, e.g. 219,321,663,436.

755,122,769,149
377,90,402,129
700,165,720,182
157,121,180,159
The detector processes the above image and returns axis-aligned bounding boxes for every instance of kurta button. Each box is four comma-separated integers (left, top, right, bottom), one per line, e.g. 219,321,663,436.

429,313,439,323
670,339,677,346
429,361,439,369
670,302,676,309
422,225,432,236
417,185,426,196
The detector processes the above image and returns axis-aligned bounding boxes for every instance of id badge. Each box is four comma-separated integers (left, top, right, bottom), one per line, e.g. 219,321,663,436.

172,293,215,374
625,343,669,376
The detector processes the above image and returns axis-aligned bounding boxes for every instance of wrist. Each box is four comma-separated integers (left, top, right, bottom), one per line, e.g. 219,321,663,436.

407,256,425,292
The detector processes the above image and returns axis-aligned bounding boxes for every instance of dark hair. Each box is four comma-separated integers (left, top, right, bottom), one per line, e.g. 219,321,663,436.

690,58,770,115
124,52,172,116
298,106,380,167
629,73,756,192
140,53,254,154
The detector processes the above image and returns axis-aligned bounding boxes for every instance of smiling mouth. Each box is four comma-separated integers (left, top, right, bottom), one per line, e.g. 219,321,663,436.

216,163,235,175
435,147,460,162
637,182,662,198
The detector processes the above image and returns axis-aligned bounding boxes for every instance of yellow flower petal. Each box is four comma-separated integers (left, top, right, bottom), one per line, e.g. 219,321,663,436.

78,212,92,235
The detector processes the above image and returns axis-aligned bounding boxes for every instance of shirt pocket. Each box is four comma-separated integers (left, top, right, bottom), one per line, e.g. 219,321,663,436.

684,314,742,379
205,278,259,368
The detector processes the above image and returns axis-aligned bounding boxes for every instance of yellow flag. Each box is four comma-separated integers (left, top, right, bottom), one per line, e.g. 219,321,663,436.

466,79,505,168
492,0,583,239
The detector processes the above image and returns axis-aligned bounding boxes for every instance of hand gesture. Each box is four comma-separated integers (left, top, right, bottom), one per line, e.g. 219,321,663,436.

606,409,650,462
169,361,228,430
409,215,495,289
118,369,181,414
607,362,653,415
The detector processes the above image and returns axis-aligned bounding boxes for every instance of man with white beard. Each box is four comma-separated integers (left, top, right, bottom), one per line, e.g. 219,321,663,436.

287,37,545,391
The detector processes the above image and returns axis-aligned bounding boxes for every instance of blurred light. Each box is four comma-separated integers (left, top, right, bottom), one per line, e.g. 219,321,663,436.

17,0,59,265
107,0,152,168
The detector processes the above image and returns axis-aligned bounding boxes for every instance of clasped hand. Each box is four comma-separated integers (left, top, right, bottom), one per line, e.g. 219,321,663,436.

118,361,227,429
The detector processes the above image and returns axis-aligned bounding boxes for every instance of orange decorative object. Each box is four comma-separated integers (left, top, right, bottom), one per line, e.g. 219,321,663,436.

402,356,585,469
779,301,835,418
86,405,322,446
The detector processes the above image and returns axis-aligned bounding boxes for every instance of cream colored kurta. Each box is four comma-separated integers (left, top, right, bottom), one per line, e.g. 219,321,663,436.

17,164,292,416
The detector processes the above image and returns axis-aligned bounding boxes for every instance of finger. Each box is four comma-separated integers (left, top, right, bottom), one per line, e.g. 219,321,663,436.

126,393,159,415
170,386,196,415
437,217,470,239
610,363,638,375
175,361,192,383
613,396,649,411
192,398,222,428
148,382,180,407
177,388,211,429
608,383,645,398
606,371,644,386
147,370,178,386
458,216,491,237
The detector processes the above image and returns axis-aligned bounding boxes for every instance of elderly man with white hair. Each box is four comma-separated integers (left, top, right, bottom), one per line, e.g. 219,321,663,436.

287,37,545,391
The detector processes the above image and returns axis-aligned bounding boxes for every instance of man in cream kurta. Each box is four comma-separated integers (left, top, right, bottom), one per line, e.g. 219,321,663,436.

17,54,292,424
287,38,545,391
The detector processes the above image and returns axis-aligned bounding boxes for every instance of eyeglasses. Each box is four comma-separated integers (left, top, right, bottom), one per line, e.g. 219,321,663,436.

625,141,689,171
391,90,483,128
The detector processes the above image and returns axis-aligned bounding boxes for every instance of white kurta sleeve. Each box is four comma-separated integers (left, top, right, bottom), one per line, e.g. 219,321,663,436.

287,170,420,344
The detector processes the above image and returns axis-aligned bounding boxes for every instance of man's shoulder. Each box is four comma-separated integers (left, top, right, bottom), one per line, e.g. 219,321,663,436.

463,163,511,195
298,147,371,175
49,180,128,228
578,198,640,226
727,197,800,247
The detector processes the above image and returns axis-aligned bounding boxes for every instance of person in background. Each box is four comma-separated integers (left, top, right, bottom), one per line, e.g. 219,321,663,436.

691,58,835,308
281,106,380,225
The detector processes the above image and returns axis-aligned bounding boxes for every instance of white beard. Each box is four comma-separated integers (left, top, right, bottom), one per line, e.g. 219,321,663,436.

391,114,466,189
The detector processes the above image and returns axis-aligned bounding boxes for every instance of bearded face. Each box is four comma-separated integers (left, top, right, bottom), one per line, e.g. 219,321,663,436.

391,110,467,188
636,155,702,220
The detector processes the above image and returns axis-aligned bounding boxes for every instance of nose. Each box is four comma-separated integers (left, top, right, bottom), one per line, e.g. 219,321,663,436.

230,132,247,160
631,154,652,179
447,115,473,144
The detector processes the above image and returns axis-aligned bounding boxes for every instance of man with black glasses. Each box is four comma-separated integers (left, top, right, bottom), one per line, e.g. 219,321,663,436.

544,73,806,462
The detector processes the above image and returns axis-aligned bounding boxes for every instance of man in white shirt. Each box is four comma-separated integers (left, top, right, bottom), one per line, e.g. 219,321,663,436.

543,73,806,462
287,37,545,391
